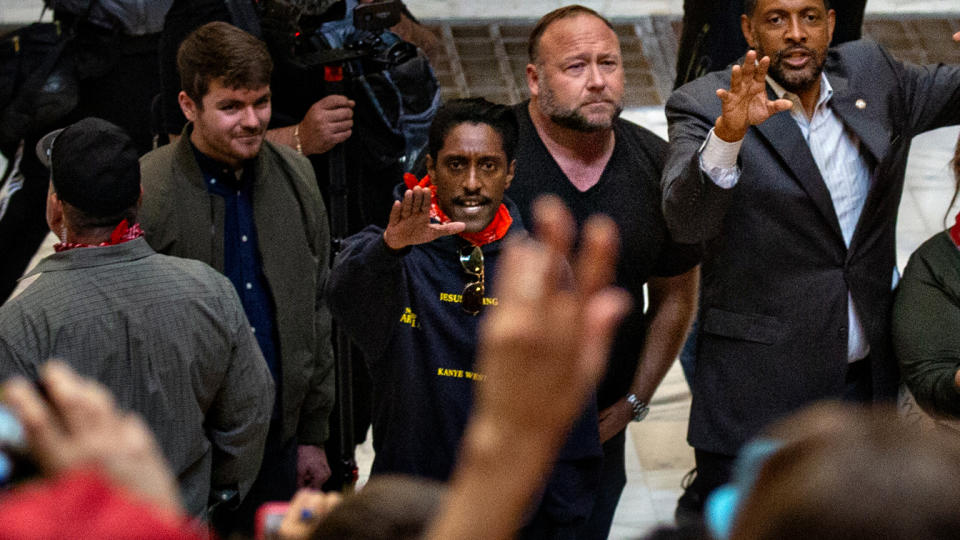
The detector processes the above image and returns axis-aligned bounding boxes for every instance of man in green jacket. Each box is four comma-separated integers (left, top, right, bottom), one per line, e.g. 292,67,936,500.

138,22,334,534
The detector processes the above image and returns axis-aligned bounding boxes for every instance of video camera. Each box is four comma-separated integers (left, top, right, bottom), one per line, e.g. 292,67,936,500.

312,1,415,70
268,0,416,112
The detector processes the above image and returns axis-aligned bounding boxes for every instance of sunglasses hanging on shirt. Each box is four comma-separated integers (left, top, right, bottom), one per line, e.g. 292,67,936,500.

459,245,484,315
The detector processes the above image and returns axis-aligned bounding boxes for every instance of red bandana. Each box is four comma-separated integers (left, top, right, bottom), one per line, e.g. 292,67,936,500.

54,220,145,253
403,173,513,247
951,212,960,248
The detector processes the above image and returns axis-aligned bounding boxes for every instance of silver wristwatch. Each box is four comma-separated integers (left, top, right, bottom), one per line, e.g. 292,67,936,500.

626,393,650,422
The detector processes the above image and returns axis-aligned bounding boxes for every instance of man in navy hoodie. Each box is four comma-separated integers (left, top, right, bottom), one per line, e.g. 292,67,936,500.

327,98,598,538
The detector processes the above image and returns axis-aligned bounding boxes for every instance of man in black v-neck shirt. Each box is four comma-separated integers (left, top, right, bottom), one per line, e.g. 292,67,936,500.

507,6,701,538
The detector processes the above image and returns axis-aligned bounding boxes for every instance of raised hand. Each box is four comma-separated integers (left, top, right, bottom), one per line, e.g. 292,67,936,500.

714,49,793,142
382,186,465,250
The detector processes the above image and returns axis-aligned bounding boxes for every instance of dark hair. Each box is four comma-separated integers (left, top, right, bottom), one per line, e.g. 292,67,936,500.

947,133,960,225
176,21,273,105
527,5,615,64
732,404,960,540
743,0,830,16
310,476,445,540
428,98,518,164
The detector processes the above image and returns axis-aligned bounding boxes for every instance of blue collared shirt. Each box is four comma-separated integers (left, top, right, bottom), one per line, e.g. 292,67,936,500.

193,147,281,381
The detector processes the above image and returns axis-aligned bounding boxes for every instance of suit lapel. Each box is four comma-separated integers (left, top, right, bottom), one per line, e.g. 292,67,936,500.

828,72,892,255
827,73,890,163
754,90,845,244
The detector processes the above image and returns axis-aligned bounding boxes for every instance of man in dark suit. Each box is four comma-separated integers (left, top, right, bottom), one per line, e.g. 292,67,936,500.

662,0,960,516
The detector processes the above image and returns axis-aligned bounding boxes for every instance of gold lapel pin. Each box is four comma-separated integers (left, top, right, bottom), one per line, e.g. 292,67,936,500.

855,99,867,110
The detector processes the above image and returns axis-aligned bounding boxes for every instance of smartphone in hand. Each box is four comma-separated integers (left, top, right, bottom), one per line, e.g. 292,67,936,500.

255,501,290,540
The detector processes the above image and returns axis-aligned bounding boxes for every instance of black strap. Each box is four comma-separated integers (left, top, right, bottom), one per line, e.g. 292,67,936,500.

0,0,109,146
224,0,263,38
11,0,104,105
4,24,68,99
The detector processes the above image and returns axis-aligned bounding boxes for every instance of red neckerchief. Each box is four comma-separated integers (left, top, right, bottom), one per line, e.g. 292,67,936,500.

54,220,144,253
403,173,513,247
950,212,960,248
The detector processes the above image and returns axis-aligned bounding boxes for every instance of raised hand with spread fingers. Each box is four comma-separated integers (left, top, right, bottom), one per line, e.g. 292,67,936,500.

713,49,793,142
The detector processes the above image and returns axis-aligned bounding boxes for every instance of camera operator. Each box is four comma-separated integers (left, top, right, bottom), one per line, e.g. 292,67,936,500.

160,0,350,151
161,0,440,236
160,0,435,158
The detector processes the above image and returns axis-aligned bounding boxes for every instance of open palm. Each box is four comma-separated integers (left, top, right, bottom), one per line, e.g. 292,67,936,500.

715,50,793,142
383,186,465,250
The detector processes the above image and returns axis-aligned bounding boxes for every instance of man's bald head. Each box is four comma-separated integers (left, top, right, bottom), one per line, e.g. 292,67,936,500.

528,4,615,65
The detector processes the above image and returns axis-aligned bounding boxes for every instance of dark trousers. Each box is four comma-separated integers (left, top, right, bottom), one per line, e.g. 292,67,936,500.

520,450,603,540
688,357,874,512
520,512,579,540
575,430,626,540
843,358,873,403
212,421,298,538
688,448,736,513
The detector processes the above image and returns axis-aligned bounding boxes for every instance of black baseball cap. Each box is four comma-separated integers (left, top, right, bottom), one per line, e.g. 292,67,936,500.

35,117,141,217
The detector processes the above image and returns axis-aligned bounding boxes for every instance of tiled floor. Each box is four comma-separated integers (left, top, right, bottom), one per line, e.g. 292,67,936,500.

2,0,960,538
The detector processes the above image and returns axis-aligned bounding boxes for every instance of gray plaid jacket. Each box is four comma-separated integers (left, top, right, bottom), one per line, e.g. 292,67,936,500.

0,237,274,517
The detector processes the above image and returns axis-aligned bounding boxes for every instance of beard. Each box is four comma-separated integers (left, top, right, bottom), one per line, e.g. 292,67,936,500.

763,43,828,94
538,78,623,132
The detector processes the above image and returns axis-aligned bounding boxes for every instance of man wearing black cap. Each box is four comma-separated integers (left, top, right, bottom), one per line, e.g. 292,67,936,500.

0,117,274,521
